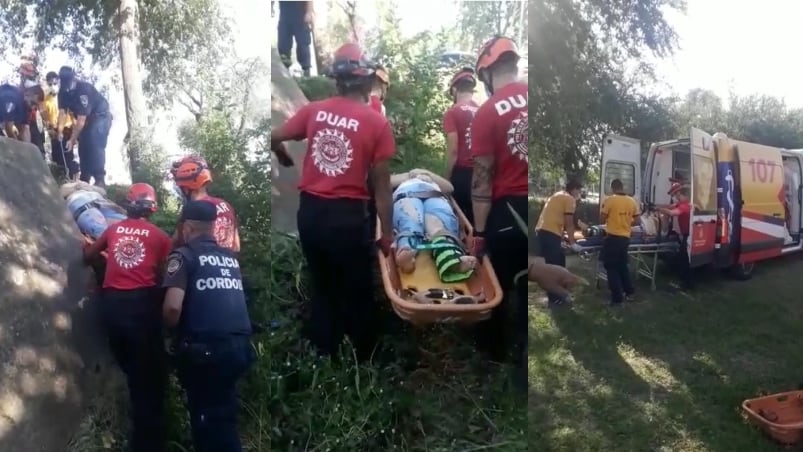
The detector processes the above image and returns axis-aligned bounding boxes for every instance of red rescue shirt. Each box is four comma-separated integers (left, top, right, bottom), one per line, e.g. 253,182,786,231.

443,100,479,169
97,218,172,290
676,200,691,235
176,195,240,251
470,82,528,199
280,96,396,199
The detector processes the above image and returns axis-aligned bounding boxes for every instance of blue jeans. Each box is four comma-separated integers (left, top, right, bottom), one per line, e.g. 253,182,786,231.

174,335,255,452
392,181,459,249
78,114,111,184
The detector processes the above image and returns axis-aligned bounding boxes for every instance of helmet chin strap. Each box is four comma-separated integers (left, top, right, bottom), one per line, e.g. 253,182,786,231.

481,70,494,97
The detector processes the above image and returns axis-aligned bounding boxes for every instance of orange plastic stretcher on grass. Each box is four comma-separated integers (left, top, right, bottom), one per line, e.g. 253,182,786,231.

376,198,503,326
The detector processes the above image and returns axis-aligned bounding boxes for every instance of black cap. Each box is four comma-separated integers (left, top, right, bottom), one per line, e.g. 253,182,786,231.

181,200,217,222
46,71,58,81
58,66,75,81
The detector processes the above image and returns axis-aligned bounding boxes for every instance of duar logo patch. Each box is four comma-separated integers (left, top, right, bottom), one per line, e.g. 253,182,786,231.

113,236,146,269
507,111,528,163
79,95,89,107
311,128,354,177
5,102,14,113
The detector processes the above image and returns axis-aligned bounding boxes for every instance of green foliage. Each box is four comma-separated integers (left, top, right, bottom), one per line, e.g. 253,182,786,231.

0,0,231,107
530,0,685,182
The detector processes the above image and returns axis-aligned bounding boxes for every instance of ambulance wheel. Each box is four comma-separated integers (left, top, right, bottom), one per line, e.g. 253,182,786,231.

729,262,755,281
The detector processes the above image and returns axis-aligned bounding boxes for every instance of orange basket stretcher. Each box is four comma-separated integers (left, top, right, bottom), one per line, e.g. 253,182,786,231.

376,198,503,326
742,390,803,444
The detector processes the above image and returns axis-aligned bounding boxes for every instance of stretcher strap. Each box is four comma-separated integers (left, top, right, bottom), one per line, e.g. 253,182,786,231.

429,235,473,283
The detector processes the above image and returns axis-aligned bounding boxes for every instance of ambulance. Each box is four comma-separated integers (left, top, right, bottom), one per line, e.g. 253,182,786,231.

600,127,803,280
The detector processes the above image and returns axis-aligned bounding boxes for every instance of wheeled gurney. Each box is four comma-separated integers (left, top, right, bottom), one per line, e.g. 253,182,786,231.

574,228,679,291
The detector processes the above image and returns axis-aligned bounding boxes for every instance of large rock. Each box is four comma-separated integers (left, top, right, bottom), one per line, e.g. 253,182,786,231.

0,138,110,451
271,47,309,234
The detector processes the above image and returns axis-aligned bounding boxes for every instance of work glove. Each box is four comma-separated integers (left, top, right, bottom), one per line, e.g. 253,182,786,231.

376,234,393,257
471,231,486,258
273,143,294,167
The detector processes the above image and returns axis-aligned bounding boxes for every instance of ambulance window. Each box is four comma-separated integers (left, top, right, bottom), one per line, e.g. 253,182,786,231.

604,161,635,196
672,151,691,182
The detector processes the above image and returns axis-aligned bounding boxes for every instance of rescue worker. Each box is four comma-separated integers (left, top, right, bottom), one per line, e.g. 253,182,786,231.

44,71,79,179
369,64,389,115
443,67,479,224
657,182,693,289
57,65,111,187
17,54,45,156
469,36,528,363
0,82,31,142
277,0,314,77
162,200,254,452
270,42,395,361
83,183,172,452
170,155,241,253
600,178,641,306
535,180,584,305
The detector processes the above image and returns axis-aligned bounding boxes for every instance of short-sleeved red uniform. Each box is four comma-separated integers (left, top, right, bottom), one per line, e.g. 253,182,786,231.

176,196,240,251
470,82,528,199
443,100,479,169
279,96,396,199
97,218,172,290
675,200,691,235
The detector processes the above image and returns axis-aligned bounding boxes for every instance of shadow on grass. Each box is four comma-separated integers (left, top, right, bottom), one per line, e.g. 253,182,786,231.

530,254,803,452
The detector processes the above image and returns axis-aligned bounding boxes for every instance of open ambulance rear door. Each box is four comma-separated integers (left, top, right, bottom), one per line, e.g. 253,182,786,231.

600,135,642,210
688,128,718,267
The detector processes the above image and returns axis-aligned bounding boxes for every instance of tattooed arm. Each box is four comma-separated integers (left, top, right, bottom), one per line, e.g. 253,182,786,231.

471,155,495,233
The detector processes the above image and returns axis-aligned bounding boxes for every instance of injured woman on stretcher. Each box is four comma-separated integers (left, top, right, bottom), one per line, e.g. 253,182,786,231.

391,169,478,283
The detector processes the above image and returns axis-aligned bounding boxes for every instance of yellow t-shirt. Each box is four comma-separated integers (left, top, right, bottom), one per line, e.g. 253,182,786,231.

536,191,576,236
40,93,73,129
601,194,640,238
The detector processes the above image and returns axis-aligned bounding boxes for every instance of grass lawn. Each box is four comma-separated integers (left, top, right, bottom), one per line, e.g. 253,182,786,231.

529,253,803,452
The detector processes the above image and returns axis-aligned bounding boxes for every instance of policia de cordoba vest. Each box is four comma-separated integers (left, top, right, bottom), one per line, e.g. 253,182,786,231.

177,236,252,338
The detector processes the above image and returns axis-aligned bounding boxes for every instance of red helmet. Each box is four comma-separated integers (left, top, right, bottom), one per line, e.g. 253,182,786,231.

172,155,212,191
126,182,158,213
668,182,686,196
448,67,476,95
475,36,520,84
330,43,375,79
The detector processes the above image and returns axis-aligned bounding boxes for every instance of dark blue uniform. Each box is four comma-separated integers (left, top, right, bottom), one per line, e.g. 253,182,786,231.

277,0,312,72
0,83,29,128
163,225,253,452
59,80,111,184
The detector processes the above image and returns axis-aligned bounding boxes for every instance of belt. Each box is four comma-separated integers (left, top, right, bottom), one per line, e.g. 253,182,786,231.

72,201,100,222
393,190,444,203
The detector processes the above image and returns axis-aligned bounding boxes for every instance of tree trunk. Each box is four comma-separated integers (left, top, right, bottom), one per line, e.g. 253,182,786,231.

118,0,148,179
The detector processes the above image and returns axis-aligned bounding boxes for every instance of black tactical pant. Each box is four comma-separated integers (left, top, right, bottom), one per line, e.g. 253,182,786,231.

101,287,167,452
475,195,528,364
449,165,474,225
297,191,378,361
174,334,254,452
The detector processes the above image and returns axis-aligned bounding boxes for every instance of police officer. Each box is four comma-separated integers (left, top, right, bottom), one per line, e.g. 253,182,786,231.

162,200,254,452
57,66,112,187
0,82,31,142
